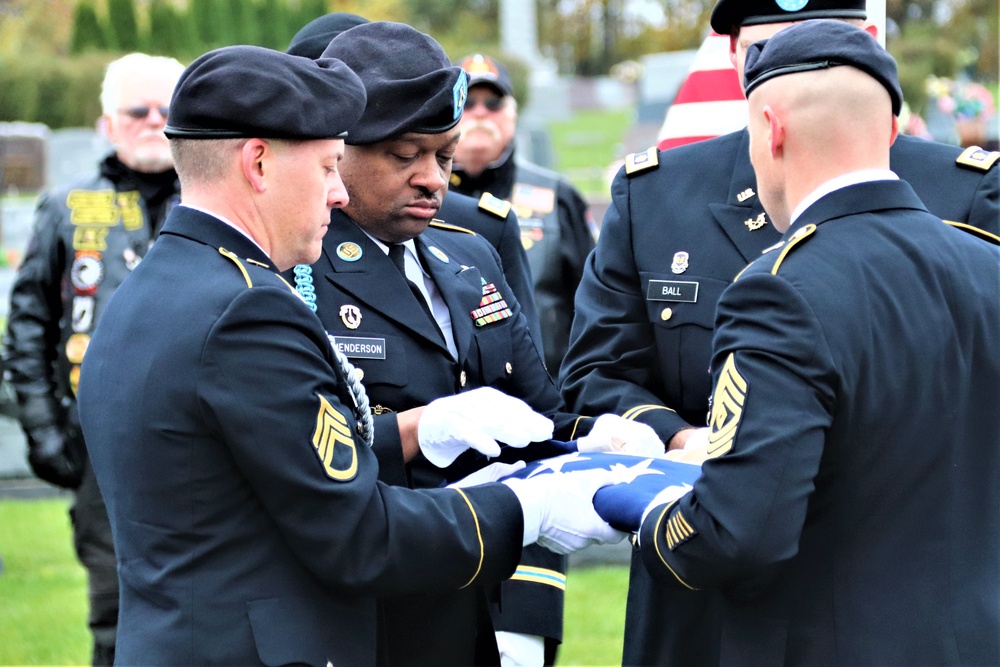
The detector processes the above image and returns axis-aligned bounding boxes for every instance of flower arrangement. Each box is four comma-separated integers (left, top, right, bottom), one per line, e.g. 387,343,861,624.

925,76,996,122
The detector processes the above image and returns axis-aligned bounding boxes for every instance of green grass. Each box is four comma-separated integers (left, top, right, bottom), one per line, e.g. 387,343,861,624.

0,498,90,665
547,109,633,200
0,497,630,665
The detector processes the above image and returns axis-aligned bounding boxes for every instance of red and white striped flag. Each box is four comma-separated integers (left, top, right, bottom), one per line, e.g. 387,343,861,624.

657,32,748,151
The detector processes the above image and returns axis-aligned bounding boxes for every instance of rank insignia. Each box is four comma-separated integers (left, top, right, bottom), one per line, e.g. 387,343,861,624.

70,252,104,295
956,146,1000,172
65,333,90,365
312,395,357,482
670,251,689,275
707,353,746,458
428,246,449,263
478,192,512,219
745,212,768,231
339,304,362,330
625,147,659,175
736,188,755,203
336,242,363,262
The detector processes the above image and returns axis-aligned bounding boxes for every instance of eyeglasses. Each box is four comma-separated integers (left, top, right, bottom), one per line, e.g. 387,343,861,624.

118,106,169,120
465,96,505,112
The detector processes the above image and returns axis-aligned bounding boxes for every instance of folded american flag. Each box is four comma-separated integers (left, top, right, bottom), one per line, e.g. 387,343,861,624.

502,451,701,532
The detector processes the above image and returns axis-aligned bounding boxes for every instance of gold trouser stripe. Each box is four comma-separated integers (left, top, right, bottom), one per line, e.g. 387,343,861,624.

652,500,698,590
454,489,484,589
509,565,567,590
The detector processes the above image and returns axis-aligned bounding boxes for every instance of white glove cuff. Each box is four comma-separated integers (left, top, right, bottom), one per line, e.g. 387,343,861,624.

501,477,542,546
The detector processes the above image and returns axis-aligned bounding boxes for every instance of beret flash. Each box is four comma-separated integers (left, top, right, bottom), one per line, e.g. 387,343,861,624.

710,0,866,35
164,45,366,141
320,22,468,145
743,20,902,116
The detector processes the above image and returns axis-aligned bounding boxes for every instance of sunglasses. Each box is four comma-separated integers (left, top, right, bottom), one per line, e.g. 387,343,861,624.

465,96,505,112
119,106,169,120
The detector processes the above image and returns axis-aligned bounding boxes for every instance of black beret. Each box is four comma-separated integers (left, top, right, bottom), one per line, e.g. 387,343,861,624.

320,22,468,145
286,12,369,59
457,54,513,97
744,20,902,116
165,46,366,141
711,0,865,35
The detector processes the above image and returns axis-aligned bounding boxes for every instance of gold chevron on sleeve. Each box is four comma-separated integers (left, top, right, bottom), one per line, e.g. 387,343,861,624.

707,353,747,458
312,395,357,481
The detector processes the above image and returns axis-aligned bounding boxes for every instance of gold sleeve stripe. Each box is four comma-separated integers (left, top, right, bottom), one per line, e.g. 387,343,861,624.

651,500,698,590
944,220,1000,246
219,247,253,288
509,566,567,590
622,405,677,421
454,488,485,589
770,224,816,275
568,416,588,440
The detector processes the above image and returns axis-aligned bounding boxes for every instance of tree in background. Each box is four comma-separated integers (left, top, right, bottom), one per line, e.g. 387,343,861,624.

106,0,140,52
70,0,108,53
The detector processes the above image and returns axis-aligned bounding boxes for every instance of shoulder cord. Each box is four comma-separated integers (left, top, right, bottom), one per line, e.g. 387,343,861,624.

294,264,374,448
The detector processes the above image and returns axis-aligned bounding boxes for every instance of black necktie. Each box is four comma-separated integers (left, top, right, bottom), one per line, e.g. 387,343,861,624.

388,244,441,332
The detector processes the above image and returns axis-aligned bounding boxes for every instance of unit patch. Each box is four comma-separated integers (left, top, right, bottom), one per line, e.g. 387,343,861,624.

706,353,746,458
71,252,104,295
312,395,357,481
647,280,699,303
65,333,90,365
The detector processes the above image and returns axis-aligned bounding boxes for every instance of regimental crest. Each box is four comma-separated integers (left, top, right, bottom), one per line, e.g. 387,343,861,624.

707,353,747,458
339,304,362,330
312,395,357,482
671,251,690,275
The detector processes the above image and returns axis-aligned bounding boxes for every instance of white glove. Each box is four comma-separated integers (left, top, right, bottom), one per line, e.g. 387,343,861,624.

576,413,665,457
503,469,627,554
418,387,554,468
496,631,545,667
448,461,527,488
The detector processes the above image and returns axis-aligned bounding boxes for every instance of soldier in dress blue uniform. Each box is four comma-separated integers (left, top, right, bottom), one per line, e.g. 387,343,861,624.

287,13,545,351
450,54,597,377
76,45,625,667
292,21,662,667
558,1,1000,663
631,21,1000,664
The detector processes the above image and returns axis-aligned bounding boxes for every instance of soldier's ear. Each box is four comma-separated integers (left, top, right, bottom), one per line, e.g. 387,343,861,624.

862,22,879,40
241,139,270,193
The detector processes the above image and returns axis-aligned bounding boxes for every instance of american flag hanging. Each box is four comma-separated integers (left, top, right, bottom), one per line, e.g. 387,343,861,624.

657,32,749,151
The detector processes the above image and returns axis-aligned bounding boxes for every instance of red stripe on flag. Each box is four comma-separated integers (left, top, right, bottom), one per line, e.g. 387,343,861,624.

672,69,744,105
657,135,718,151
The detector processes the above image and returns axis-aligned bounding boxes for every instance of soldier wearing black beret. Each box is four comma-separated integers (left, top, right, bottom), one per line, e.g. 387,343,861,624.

78,44,626,666
558,1,1000,665
286,13,544,354
631,18,1000,663
288,19,666,667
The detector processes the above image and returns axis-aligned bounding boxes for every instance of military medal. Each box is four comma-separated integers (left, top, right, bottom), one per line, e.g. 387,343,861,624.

471,280,512,327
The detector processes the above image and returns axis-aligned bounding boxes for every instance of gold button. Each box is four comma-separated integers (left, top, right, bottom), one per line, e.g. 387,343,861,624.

355,368,365,382
505,362,513,374
460,370,467,387
661,307,673,321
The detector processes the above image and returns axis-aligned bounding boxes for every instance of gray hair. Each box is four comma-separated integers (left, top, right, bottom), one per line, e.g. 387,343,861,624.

100,53,186,116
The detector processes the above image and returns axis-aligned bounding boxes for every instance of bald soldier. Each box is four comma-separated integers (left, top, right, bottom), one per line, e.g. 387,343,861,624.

559,0,1000,663
76,45,624,666
628,20,1000,665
